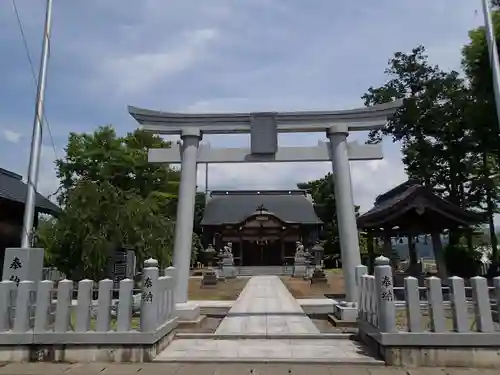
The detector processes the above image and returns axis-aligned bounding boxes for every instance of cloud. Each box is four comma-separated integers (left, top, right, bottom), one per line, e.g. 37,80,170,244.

2,129,22,143
196,141,407,213
0,0,485,218
98,28,220,95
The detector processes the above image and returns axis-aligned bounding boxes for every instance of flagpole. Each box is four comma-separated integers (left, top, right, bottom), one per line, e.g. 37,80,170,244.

205,163,208,196
20,0,53,248
482,0,500,129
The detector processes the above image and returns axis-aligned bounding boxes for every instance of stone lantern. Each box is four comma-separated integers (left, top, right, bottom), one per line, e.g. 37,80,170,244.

202,244,217,268
311,241,325,268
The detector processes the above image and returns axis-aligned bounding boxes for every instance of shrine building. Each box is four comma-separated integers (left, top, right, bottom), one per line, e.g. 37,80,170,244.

201,190,323,267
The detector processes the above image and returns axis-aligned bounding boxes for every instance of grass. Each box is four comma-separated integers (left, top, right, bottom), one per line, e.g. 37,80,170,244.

281,270,345,299
187,277,248,300
185,269,345,300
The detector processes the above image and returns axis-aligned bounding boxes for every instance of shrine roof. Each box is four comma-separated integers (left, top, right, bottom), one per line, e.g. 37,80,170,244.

357,182,485,231
201,190,322,226
0,168,60,215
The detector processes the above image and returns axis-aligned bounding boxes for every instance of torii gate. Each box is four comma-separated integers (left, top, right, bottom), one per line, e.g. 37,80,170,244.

129,101,401,304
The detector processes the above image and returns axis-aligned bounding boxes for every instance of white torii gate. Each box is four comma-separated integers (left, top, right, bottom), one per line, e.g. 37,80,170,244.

129,101,401,304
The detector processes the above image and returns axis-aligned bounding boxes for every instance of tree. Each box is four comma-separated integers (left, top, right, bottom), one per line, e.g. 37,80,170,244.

462,10,500,265
39,126,180,279
56,126,180,212
297,173,361,259
362,46,488,246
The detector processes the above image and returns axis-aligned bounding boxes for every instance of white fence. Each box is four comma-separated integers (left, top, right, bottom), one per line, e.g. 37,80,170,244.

0,259,177,345
358,257,500,334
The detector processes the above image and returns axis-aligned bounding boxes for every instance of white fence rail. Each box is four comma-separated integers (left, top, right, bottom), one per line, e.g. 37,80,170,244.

358,256,500,333
0,259,177,345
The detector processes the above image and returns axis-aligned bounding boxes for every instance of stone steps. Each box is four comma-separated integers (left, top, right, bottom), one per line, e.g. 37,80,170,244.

237,266,294,276
154,338,383,364
156,276,380,364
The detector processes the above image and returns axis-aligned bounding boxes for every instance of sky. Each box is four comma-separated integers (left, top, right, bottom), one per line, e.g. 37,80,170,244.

0,0,485,214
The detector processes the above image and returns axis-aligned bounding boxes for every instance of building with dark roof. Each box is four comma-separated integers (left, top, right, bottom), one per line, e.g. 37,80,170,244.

0,168,60,277
202,190,322,266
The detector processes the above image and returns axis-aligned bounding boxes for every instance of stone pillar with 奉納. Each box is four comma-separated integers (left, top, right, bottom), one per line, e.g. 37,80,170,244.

172,128,202,304
2,247,44,285
327,124,362,303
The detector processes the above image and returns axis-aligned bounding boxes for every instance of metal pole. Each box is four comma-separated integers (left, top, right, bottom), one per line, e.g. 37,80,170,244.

205,163,208,196
20,0,53,248
482,0,500,129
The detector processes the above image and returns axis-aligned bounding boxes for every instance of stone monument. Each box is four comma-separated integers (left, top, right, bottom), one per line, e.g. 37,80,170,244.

293,241,307,278
220,242,238,278
2,247,44,285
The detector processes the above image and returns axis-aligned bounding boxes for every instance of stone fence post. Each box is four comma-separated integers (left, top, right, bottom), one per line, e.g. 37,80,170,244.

374,256,396,332
164,266,177,318
355,264,368,305
140,258,159,332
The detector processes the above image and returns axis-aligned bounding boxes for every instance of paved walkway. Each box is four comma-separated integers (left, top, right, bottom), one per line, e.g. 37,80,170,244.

215,275,319,335
156,276,379,363
0,363,489,375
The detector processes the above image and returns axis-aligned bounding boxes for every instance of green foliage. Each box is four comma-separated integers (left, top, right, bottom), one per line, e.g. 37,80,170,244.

38,126,180,280
362,44,500,259
362,46,479,206
298,173,360,257
461,10,500,257
444,244,482,278
191,232,203,266
193,193,206,236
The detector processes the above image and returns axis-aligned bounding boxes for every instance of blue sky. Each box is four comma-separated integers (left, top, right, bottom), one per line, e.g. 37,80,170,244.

0,0,484,213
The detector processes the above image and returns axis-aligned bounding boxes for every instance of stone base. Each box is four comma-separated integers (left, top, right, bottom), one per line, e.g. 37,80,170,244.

297,299,337,315
201,270,218,286
293,265,307,278
221,266,238,278
177,315,206,327
333,302,358,323
0,327,176,363
175,302,201,322
327,314,358,328
358,328,500,368
188,300,233,316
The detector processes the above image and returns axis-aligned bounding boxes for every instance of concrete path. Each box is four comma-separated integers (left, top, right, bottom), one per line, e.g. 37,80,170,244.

215,275,319,335
156,276,379,363
0,363,488,375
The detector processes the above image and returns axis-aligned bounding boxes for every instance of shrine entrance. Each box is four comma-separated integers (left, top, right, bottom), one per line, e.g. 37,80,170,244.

129,101,401,303
241,241,281,266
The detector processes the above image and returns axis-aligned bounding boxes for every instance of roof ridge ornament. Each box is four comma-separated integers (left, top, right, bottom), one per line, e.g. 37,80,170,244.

256,204,268,215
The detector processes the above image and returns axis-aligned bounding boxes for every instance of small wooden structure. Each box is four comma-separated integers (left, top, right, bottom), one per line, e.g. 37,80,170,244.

357,180,485,277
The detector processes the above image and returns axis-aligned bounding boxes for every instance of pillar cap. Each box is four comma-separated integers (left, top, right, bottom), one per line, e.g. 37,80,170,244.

374,255,390,266
327,124,349,137
181,128,202,139
144,257,159,267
